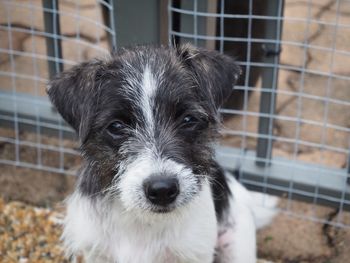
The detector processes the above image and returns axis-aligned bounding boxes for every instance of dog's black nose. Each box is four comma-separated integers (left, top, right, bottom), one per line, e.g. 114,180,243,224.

143,176,179,206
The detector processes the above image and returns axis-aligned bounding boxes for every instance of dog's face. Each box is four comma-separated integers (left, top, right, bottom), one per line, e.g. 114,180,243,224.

48,45,239,214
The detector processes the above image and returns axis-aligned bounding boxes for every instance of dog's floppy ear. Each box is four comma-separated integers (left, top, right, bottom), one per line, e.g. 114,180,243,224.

177,44,241,109
47,60,103,141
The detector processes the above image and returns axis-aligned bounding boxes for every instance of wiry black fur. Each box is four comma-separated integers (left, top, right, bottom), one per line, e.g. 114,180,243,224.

210,162,231,222
47,45,239,221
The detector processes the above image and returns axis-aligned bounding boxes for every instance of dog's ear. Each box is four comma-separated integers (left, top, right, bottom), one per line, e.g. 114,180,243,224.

177,44,241,109
47,60,103,142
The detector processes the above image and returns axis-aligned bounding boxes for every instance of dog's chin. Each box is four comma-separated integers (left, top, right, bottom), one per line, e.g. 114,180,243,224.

132,198,193,218
135,201,180,215
149,206,176,214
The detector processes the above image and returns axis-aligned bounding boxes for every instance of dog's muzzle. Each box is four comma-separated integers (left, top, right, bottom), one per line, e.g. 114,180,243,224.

143,175,179,206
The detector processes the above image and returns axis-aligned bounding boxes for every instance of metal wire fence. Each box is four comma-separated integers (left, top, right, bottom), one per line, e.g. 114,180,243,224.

169,0,350,228
0,0,114,175
0,0,349,228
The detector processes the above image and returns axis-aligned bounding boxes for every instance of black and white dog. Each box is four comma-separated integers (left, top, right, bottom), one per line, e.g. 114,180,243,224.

47,45,277,263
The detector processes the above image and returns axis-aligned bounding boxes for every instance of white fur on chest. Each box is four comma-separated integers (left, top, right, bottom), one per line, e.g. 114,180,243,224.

63,183,217,263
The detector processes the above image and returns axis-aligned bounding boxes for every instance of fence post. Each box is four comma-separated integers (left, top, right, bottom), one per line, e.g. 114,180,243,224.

112,0,160,47
256,0,284,167
347,150,350,184
42,0,63,79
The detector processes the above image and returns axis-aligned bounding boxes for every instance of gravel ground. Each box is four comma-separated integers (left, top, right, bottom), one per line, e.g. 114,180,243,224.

0,198,68,263
0,197,275,263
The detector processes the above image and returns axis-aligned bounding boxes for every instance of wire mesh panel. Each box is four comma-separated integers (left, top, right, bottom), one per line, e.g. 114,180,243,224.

1,0,350,229
169,0,350,227
0,0,115,175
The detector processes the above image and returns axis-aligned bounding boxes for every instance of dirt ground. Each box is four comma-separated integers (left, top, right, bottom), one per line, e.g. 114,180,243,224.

1,0,350,262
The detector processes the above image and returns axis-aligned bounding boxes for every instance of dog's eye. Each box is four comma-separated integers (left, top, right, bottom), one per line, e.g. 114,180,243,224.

182,115,198,125
106,121,126,138
180,115,207,130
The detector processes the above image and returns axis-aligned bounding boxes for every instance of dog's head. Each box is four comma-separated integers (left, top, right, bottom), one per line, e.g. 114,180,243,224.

48,45,240,214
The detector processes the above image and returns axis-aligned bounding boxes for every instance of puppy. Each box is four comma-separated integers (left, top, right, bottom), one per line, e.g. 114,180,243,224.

47,45,277,263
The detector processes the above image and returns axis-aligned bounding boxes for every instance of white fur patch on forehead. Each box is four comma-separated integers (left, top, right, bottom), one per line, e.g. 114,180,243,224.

141,65,158,130
142,65,157,98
